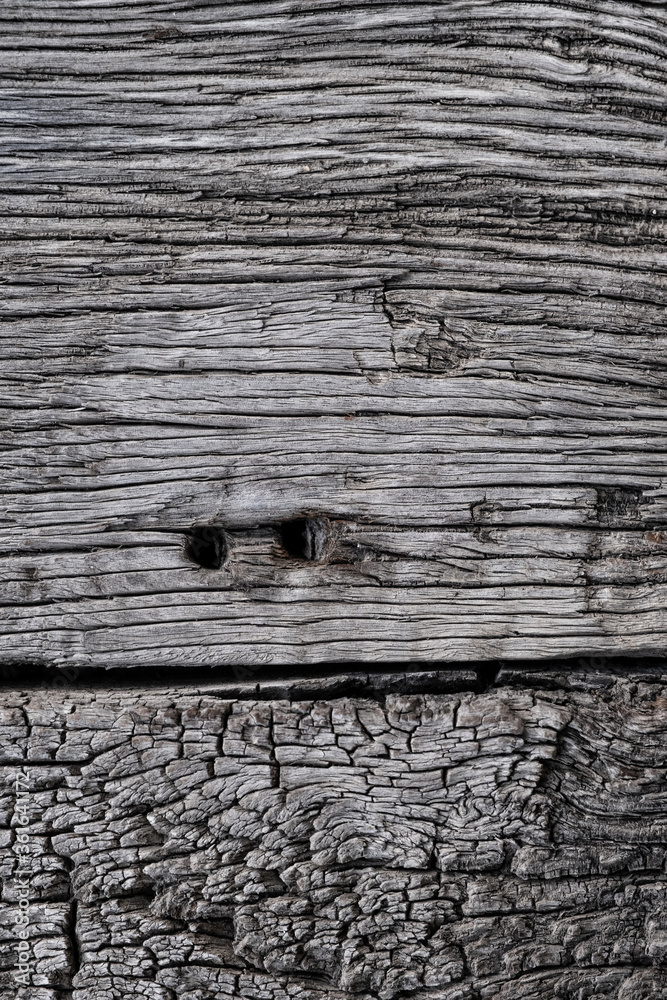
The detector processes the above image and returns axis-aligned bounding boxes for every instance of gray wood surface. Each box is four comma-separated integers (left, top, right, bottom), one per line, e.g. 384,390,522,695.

2,667,667,999
3,0,667,665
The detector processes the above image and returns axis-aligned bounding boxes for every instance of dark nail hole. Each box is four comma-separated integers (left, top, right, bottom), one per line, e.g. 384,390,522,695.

185,524,227,569
280,517,329,561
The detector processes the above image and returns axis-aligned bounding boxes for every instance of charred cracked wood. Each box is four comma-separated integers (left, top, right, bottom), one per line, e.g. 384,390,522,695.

2,0,667,665
1,668,667,998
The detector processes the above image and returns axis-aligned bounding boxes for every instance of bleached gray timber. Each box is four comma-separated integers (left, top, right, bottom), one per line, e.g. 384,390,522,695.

2,668,667,998
2,0,667,664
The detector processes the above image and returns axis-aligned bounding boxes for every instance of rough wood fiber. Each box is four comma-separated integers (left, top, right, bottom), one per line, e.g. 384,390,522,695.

2,669,667,999
2,0,667,664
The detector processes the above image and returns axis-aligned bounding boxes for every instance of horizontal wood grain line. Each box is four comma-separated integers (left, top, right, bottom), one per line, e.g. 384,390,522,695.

0,489,625,548
3,288,667,388
1,617,665,668
2,26,665,73
1,525,666,607
1,254,665,310
4,372,666,416
2,193,665,224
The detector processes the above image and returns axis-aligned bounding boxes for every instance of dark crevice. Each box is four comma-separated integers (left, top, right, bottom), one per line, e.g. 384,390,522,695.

68,898,80,986
476,663,499,692
184,523,228,570
279,517,330,561
1,657,665,698
268,705,280,787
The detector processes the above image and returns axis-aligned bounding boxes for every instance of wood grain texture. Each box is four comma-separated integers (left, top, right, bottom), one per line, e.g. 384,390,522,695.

2,0,667,665
2,668,667,998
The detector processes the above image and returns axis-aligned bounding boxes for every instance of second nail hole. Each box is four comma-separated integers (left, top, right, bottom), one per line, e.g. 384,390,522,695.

280,517,329,561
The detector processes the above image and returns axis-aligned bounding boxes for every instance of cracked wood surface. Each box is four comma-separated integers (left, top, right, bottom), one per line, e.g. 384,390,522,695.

1,668,667,998
3,0,667,665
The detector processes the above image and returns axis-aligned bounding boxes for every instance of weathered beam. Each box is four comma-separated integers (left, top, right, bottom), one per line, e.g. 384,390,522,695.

2,0,667,665
2,668,667,998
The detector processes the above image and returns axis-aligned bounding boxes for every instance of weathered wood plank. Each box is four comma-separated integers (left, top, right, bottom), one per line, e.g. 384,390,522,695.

2,521,667,666
2,0,667,665
2,669,667,998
